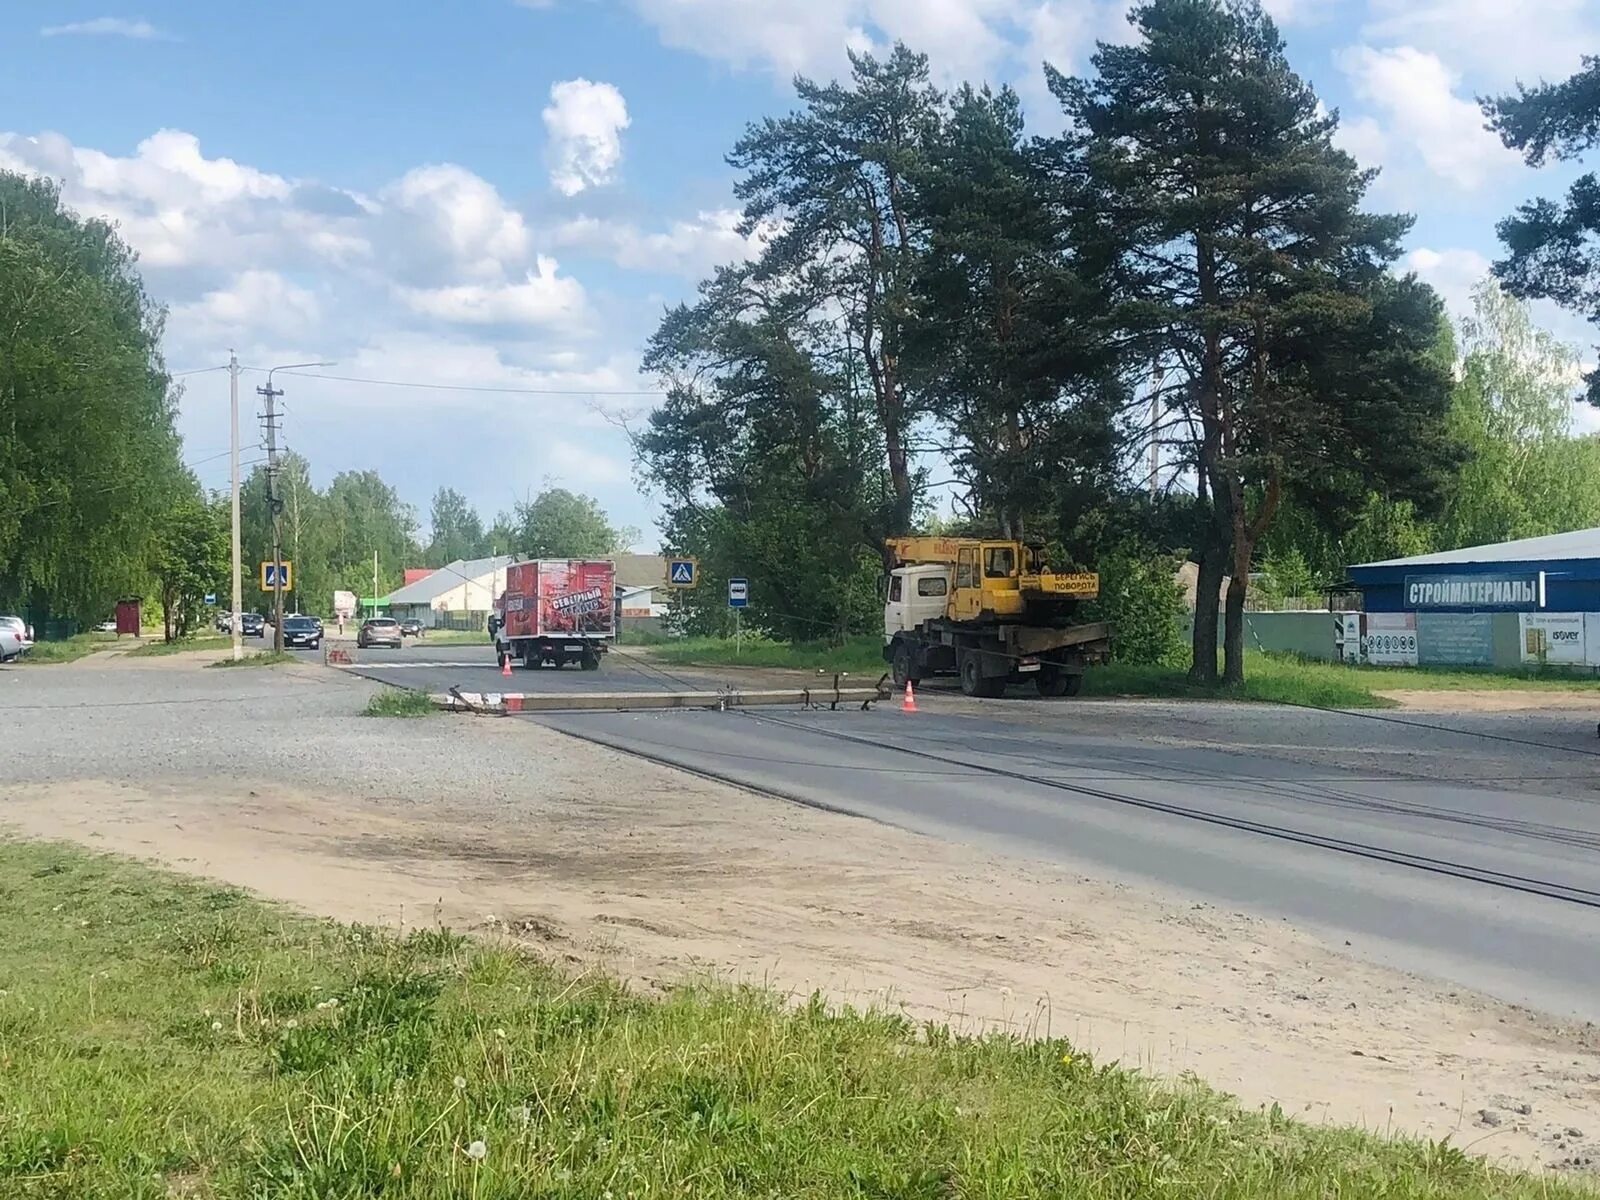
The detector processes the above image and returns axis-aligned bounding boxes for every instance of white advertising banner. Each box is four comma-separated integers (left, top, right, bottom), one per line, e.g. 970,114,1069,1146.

1364,613,1418,667
1589,615,1600,668
1520,613,1589,665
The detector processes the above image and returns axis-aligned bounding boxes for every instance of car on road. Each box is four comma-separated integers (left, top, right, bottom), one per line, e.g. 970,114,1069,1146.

399,618,425,638
239,613,266,638
357,617,402,649
280,615,322,650
0,615,31,662
95,619,118,633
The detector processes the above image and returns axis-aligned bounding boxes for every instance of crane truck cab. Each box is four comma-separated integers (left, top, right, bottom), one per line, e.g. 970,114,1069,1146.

882,537,1112,698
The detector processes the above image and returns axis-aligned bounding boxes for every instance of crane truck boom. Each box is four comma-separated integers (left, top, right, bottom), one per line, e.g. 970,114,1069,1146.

882,537,1112,697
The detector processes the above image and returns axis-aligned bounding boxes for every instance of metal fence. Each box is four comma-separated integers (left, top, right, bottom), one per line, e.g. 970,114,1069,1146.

433,610,488,632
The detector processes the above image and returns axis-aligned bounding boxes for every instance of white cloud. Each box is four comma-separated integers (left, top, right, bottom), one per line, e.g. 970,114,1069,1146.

1335,46,1517,193
1362,0,1597,85
379,163,530,282
545,438,632,485
170,270,321,341
1402,247,1491,323
542,79,630,197
397,257,587,326
554,209,771,277
40,17,168,39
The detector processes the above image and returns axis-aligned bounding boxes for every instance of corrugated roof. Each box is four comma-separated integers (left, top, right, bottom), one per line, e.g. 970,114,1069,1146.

1353,527,1600,570
382,556,512,605
614,553,668,588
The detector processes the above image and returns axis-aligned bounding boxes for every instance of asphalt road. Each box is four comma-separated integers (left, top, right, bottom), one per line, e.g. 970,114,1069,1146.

346,641,1600,1021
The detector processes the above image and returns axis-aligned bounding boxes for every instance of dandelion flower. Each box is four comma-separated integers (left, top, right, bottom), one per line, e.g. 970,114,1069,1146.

454,1076,467,1090
285,1019,298,1029
211,1020,223,1032
465,1139,487,1161
494,1027,507,1039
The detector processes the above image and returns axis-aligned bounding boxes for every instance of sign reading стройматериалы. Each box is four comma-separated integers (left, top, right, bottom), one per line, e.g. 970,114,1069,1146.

1404,573,1539,611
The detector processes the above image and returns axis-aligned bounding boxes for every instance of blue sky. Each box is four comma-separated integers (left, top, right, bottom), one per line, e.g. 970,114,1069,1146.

3,0,1597,546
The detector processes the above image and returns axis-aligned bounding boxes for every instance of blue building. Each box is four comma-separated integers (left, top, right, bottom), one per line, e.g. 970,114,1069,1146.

1350,527,1600,614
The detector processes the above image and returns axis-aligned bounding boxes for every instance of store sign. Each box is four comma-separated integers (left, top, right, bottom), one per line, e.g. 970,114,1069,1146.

1404,573,1540,611
1416,612,1495,666
1520,613,1589,665
1364,612,1418,666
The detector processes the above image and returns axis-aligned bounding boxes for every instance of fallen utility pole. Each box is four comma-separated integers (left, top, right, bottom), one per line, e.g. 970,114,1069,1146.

432,685,889,715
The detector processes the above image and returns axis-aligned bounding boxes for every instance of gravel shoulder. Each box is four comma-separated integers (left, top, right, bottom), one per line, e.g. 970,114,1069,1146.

2,657,1598,1174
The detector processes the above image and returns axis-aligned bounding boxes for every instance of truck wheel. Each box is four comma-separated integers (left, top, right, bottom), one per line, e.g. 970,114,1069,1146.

1036,668,1083,698
959,652,1003,698
890,641,916,688
581,650,601,671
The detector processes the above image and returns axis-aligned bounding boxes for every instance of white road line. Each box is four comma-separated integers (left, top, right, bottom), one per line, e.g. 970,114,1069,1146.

341,661,490,670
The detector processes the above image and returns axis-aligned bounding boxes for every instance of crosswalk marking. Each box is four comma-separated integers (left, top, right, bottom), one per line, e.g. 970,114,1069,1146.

338,661,490,670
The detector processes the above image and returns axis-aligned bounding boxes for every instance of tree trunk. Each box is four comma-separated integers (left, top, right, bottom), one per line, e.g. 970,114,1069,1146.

1188,543,1223,685
1223,569,1247,686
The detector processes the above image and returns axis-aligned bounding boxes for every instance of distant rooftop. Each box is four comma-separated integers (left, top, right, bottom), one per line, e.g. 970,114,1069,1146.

1352,527,1600,571
382,556,512,605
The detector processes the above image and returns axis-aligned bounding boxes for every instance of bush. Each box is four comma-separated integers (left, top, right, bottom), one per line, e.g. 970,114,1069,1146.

1084,550,1186,665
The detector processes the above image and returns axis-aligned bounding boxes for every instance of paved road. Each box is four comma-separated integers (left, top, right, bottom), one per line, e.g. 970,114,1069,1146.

532,703,1600,1023
340,641,690,694
346,642,1600,1020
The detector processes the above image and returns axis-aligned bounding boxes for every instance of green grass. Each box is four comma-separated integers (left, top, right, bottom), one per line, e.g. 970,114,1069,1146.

14,632,118,664
0,840,1577,1200
124,636,231,658
646,633,887,675
363,688,438,718
206,650,295,669
410,628,489,645
1087,651,1600,709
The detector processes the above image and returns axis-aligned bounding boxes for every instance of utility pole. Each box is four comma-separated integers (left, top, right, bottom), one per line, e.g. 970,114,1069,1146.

1149,363,1166,502
257,378,285,653
229,352,243,662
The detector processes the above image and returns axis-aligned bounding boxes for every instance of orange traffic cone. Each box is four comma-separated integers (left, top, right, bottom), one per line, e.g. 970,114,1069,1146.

901,680,917,713
501,651,513,678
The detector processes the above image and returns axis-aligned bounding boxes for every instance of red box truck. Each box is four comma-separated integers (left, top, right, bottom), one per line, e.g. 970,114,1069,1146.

490,559,615,670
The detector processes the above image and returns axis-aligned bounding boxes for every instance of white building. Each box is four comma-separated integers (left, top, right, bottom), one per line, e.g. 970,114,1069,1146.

381,556,512,627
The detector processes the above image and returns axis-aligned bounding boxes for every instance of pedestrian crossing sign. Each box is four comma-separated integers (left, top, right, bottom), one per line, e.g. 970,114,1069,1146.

260,561,293,590
667,558,698,588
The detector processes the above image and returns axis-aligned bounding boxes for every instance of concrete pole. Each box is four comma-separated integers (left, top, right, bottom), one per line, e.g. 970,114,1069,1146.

229,352,243,662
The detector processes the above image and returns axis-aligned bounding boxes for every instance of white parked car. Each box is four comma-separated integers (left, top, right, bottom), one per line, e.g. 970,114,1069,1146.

0,615,31,662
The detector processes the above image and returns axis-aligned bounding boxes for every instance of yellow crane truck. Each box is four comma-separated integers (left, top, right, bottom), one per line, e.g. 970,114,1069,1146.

882,537,1112,697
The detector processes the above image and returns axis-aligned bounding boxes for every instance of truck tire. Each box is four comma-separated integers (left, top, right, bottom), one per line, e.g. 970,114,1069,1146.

1036,668,1083,698
890,640,918,688
959,651,1004,699
581,648,601,671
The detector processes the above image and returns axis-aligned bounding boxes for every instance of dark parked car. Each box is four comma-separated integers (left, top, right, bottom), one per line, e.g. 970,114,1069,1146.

399,619,425,637
239,612,265,638
357,617,402,649
281,615,321,650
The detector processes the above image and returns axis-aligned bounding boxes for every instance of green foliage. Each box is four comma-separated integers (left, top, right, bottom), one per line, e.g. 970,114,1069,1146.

1082,550,1186,665
1483,55,1600,405
153,487,228,641
0,172,187,626
1049,0,1458,684
425,487,487,566
1433,281,1600,548
207,650,294,669
511,487,627,558
363,688,438,717
1,841,1579,1198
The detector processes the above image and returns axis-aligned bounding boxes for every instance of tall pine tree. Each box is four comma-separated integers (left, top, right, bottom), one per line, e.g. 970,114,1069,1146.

1050,0,1453,683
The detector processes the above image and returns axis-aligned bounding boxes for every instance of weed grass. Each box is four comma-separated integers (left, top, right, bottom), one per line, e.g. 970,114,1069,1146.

0,840,1575,1199
206,650,295,669
645,633,886,675
14,632,117,664
363,688,437,718
124,635,231,658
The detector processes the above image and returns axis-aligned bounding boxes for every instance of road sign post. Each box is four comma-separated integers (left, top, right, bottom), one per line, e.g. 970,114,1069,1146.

728,577,748,656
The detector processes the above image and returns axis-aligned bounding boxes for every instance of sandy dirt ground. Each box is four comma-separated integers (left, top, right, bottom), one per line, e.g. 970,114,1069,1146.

1376,687,1600,712
5,711,1599,1176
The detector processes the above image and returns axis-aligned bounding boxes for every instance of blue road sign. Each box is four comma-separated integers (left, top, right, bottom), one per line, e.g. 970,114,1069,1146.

203,592,217,606
260,561,293,589
728,577,749,609
667,558,698,588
